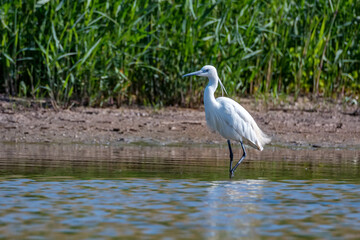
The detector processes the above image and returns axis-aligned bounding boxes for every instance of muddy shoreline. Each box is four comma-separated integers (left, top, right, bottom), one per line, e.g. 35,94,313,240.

0,97,359,149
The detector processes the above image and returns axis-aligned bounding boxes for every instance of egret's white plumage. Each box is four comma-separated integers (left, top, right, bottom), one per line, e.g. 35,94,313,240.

205,96,270,151
183,65,270,175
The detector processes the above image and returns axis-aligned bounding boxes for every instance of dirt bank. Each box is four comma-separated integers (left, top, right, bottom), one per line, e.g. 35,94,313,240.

0,97,359,148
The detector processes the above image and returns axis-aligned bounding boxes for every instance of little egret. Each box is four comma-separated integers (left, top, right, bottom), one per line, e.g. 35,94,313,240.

183,65,271,176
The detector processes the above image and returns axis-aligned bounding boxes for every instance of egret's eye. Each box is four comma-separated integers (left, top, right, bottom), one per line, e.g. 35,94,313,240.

203,69,209,73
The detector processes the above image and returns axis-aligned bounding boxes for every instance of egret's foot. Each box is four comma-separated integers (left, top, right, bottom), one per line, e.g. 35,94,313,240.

229,169,235,178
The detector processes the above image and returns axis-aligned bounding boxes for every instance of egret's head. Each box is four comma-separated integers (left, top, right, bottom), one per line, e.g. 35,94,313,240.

182,65,227,96
182,65,217,78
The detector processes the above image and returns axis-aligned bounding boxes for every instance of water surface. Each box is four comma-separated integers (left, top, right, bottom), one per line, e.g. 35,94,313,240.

0,143,359,239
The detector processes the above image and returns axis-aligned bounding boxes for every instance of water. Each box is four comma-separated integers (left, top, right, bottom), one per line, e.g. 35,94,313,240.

0,143,359,239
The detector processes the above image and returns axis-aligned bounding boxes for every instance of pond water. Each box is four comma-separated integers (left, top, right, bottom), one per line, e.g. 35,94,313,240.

0,142,359,239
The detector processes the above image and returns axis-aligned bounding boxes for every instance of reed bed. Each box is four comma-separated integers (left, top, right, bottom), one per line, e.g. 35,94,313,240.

1,0,359,107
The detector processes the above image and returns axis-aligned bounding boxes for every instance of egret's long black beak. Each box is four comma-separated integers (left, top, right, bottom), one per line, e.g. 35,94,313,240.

182,70,202,78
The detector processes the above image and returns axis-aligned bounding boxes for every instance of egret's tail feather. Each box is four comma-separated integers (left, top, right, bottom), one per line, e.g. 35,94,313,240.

257,130,271,151
250,122,271,151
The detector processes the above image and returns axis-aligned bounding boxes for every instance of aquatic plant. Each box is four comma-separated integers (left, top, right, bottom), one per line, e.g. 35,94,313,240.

0,0,359,106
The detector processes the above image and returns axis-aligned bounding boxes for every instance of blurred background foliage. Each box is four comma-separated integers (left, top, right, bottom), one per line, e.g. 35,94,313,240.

0,0,359,107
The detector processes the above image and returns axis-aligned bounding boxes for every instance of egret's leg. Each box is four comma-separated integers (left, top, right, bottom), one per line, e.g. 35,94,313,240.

230,141,247,175
227,140,233,173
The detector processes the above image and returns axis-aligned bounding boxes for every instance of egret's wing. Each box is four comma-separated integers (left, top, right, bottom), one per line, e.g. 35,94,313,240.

216,97,262,150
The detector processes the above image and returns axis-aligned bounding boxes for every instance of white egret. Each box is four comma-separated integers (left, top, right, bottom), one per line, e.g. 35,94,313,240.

183,65,271,176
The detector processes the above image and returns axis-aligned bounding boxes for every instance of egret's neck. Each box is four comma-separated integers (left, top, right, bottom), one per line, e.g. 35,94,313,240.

204,76,218,107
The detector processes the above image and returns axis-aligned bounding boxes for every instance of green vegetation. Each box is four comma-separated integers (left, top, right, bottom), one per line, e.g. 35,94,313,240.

0,0,359,107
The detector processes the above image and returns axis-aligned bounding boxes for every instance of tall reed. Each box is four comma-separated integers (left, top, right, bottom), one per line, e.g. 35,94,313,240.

0,0,359,106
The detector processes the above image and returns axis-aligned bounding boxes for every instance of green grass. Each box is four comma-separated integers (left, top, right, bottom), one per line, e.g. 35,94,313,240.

0,0,359,107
